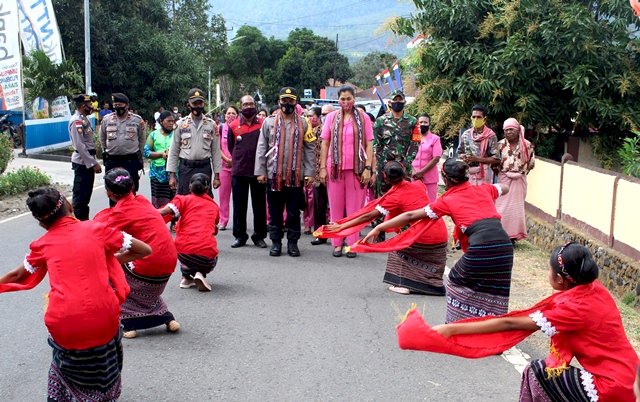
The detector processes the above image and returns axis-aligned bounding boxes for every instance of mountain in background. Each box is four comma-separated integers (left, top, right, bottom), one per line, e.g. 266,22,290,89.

210,0,416,62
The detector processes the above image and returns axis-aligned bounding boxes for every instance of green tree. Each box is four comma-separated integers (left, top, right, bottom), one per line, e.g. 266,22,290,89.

22,49,83,110
350,51,397,89
391,0,640,146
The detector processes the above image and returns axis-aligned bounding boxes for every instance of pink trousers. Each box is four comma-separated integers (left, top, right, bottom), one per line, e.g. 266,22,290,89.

303,184,314,230
327,170,367,247
422,180,438,203
218,168,232,227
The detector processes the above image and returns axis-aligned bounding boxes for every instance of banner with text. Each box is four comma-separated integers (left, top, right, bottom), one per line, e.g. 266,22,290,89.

18,0,63,64
0,0,24,110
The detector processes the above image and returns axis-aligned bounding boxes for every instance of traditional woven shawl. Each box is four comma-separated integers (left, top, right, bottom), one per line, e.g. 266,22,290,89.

468,126,494,179
330,108,366,179
272,111,305,190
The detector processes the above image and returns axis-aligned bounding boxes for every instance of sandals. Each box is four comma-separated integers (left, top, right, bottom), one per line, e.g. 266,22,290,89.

332,247,343,257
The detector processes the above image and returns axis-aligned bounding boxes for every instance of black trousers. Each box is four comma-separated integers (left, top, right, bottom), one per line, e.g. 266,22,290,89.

266,181,303,243
177,158,213,197
312,184,328,231
231,176,267,241
71,163,95,220
105,156,140,206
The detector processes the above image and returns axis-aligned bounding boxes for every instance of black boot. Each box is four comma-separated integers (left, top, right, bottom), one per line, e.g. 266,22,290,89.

310,237,327,245
269,241,282,257
287,241,300,257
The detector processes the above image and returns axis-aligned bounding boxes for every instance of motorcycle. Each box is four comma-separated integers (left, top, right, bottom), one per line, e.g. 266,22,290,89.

0,114,22,148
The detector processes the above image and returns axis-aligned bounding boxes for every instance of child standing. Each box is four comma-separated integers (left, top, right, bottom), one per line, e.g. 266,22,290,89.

0,187,151,401
95,168,180,339
397,242,639,401
159,173,220,292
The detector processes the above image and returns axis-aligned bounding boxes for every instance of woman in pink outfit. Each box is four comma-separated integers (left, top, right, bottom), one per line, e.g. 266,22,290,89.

218,105,238,230
411,113,443,202
319,86,373,258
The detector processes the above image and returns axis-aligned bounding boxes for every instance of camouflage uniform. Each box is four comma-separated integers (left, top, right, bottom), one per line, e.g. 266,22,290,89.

372,113,418,196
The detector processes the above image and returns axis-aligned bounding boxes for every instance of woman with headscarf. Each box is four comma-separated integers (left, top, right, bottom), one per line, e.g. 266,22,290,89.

319,85,374,258
144,110,176,208
317,161,448,295
364,159,513,323
218,105,238,230
494,117,535,242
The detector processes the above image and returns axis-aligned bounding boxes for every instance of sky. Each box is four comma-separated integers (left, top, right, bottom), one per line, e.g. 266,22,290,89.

209,0,417,60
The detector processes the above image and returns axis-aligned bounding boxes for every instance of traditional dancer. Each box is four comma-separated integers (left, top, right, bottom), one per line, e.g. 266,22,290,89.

94,168,180,339
396,243,639,402
159,173,220,292
365,159,512,322
0,187,151,401
318,161,448,295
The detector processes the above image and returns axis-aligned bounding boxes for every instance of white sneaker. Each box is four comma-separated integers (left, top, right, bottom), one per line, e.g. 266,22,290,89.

388,286,410,295
194,272,212,292
179,278,196,289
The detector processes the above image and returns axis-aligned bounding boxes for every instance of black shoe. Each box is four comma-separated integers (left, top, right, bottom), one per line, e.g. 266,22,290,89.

375,232,386,243
231,238,247,248
332,247,343,257
287,242,300,257
346,251,357,258
310,237,327,245
269,242,282,256
251,236,267,248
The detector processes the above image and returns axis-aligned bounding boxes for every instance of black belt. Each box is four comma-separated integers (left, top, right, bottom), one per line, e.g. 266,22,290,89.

180,158,211,168
75,149,97,155
107,153,138,161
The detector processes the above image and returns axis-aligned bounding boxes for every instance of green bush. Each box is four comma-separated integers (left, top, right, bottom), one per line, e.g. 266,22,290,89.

0,167,51,197
0,134,13,175
619,131,640,178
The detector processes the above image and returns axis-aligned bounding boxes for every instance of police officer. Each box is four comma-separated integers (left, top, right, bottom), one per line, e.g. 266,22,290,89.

167,88,221,196
99,93,145,201
69,94,102,220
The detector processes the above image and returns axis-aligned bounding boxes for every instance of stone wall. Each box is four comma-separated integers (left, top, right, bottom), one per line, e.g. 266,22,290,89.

526,214,640,302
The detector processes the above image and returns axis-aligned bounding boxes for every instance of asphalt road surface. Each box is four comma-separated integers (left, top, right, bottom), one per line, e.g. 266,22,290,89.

0,173,525,401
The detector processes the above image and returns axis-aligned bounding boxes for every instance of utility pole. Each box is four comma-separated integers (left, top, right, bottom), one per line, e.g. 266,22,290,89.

333,33,338,86
84,0,91,94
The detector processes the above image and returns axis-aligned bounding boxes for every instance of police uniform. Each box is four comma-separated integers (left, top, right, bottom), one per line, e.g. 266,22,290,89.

166,89,221,196
99,93,145,195
69,94,99,220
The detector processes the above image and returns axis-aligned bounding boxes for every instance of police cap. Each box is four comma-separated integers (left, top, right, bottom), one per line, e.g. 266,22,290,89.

73,94,91,104
111,93,129,104
279,87,297,101
187,88,205,103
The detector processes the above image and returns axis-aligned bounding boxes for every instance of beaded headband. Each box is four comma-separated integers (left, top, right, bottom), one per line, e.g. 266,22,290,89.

37,194,65,221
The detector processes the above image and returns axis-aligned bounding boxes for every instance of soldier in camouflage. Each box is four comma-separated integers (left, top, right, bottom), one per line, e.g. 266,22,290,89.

372,89,418,197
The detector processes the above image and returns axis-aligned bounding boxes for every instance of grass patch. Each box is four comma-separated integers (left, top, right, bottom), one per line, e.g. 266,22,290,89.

0,167,51,197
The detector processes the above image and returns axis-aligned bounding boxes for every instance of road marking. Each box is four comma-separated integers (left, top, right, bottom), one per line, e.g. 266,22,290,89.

0,184,106,225
502,347,531,374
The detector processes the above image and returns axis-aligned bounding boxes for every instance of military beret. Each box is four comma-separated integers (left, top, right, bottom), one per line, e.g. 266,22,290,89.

73,94,91,104
187,88,205,102
111,93,129,104
279,87,297,101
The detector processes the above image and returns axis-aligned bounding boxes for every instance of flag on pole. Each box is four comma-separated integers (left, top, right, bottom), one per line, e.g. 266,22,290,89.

375,74,387,97
393,62,403,92
383,69,396,92
18,0,64,64
0,0,24,110
373,87,387,112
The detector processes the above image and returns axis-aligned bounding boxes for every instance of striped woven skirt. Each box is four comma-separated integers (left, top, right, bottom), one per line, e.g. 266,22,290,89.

383,242,447,295
445,240,514,323
178,254,218,278
520,360,597,402
120,266,174,331
47,330,123,402
150,178,175,209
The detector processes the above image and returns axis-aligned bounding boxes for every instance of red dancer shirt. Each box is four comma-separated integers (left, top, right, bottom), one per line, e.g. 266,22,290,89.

94,194,177,277
377,180,448,244
424,182,501,230
23,217,130,350
167,193,220,258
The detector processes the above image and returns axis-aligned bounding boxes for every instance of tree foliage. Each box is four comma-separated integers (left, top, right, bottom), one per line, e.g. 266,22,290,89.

350,51,397,89
22,49,83,107
392,0,640,141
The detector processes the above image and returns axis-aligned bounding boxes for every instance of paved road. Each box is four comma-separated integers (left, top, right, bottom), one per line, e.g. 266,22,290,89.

0,158,525,401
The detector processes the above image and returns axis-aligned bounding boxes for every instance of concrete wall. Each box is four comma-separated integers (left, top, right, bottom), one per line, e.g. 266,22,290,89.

525,159,560,218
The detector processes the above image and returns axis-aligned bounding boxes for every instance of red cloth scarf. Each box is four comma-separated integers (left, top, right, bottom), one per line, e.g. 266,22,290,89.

471,126,494,180
272,111,305,190
330,108,366,179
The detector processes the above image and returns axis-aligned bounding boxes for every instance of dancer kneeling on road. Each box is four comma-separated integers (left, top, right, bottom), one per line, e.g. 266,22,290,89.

94,168,180,339
317,161,448,296
159,173,220,292
0,187,151,401
396,243,639,402
364,158,512,323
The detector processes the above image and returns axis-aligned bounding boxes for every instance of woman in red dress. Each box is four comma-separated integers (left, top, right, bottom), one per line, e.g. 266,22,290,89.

0,187,151,401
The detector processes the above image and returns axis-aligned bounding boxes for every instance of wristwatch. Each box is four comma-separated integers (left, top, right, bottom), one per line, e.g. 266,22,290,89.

364,165,372,171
